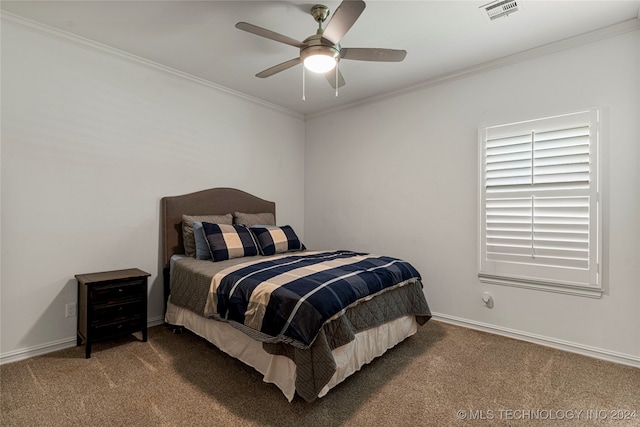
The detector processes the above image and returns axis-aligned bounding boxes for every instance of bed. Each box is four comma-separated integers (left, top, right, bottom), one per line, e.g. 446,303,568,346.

161,187,431,402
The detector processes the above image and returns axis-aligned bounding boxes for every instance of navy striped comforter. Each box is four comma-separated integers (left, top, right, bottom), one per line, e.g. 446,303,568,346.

203,250,423,349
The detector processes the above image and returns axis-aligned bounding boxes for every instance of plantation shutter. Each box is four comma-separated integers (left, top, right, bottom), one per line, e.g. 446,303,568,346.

479,110,600,295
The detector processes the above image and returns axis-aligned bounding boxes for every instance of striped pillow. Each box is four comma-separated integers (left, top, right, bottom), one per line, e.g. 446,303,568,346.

250,225,304,256
202,223,259,261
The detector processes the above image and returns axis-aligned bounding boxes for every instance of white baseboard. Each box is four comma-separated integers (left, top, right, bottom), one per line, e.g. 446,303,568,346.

431,312,640,368
0,316,166,365
0,336,78,366
4,314,637,368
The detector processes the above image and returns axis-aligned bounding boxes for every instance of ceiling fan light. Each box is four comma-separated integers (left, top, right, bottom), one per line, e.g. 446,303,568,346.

303,53,337,73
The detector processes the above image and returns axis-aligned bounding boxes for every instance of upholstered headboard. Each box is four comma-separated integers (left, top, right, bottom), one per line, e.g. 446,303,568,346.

160,187,276,269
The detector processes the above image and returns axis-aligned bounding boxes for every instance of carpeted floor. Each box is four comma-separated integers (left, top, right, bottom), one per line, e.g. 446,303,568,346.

1,321,638,426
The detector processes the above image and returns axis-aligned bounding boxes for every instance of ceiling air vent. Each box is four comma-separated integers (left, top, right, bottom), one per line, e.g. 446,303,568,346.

481,0,519,20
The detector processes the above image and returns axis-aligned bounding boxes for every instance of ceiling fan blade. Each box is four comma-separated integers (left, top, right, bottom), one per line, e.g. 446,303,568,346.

321,0,366,45
325,67,346,89
341,48,407,62
256,58,301,78
235,22,305,49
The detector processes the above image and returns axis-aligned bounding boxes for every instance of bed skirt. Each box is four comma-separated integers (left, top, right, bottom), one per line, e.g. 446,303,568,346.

165,301,418,402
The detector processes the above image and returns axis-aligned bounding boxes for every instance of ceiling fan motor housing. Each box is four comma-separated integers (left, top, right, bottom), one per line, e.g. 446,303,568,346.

300,31,341,64
301,44,340,61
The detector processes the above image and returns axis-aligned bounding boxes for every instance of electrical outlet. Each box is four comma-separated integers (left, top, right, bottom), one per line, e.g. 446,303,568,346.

482,292,494,309
65,302,77,318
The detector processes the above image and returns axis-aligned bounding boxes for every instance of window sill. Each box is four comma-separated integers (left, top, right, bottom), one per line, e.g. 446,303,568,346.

478,274,603,298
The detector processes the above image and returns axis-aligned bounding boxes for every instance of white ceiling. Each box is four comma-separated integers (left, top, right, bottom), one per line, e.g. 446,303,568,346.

2,1,640,116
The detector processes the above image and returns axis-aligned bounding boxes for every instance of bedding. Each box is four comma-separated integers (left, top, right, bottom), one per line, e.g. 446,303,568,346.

204,250,427,349
250,225,304,255
169,251,430,401
234,211,276,227
192,222,210,260
161,188,432,402
165,300,419,402
202,223,259,261
182,213,233,257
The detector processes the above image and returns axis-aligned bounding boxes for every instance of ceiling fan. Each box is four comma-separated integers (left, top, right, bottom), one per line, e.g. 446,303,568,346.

235,0,406,92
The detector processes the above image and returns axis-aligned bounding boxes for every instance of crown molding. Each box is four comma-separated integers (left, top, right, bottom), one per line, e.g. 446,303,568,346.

306,18,640,121
0,11,304,120
3,10,637,123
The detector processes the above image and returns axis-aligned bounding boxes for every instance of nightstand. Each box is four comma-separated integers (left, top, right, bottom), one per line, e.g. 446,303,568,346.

75,268,150,358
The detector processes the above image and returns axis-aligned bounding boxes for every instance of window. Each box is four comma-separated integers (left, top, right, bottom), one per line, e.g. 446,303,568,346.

478,110,601,297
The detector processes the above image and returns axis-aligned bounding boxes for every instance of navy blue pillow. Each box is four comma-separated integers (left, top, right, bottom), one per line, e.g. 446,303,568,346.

192,221,212,260
202,223,259,261
250,225,304,256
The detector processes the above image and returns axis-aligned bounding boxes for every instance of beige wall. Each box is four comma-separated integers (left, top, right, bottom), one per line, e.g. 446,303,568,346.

0,21,305,360
305,28,640,365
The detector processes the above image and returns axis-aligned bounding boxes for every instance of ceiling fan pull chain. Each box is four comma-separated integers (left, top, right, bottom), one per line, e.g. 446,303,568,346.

335,62,339,98
302,66,306,101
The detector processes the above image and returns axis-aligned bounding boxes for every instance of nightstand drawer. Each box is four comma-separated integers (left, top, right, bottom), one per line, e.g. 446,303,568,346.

92,317,145,340
90,279,145,304
92,299,144,325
